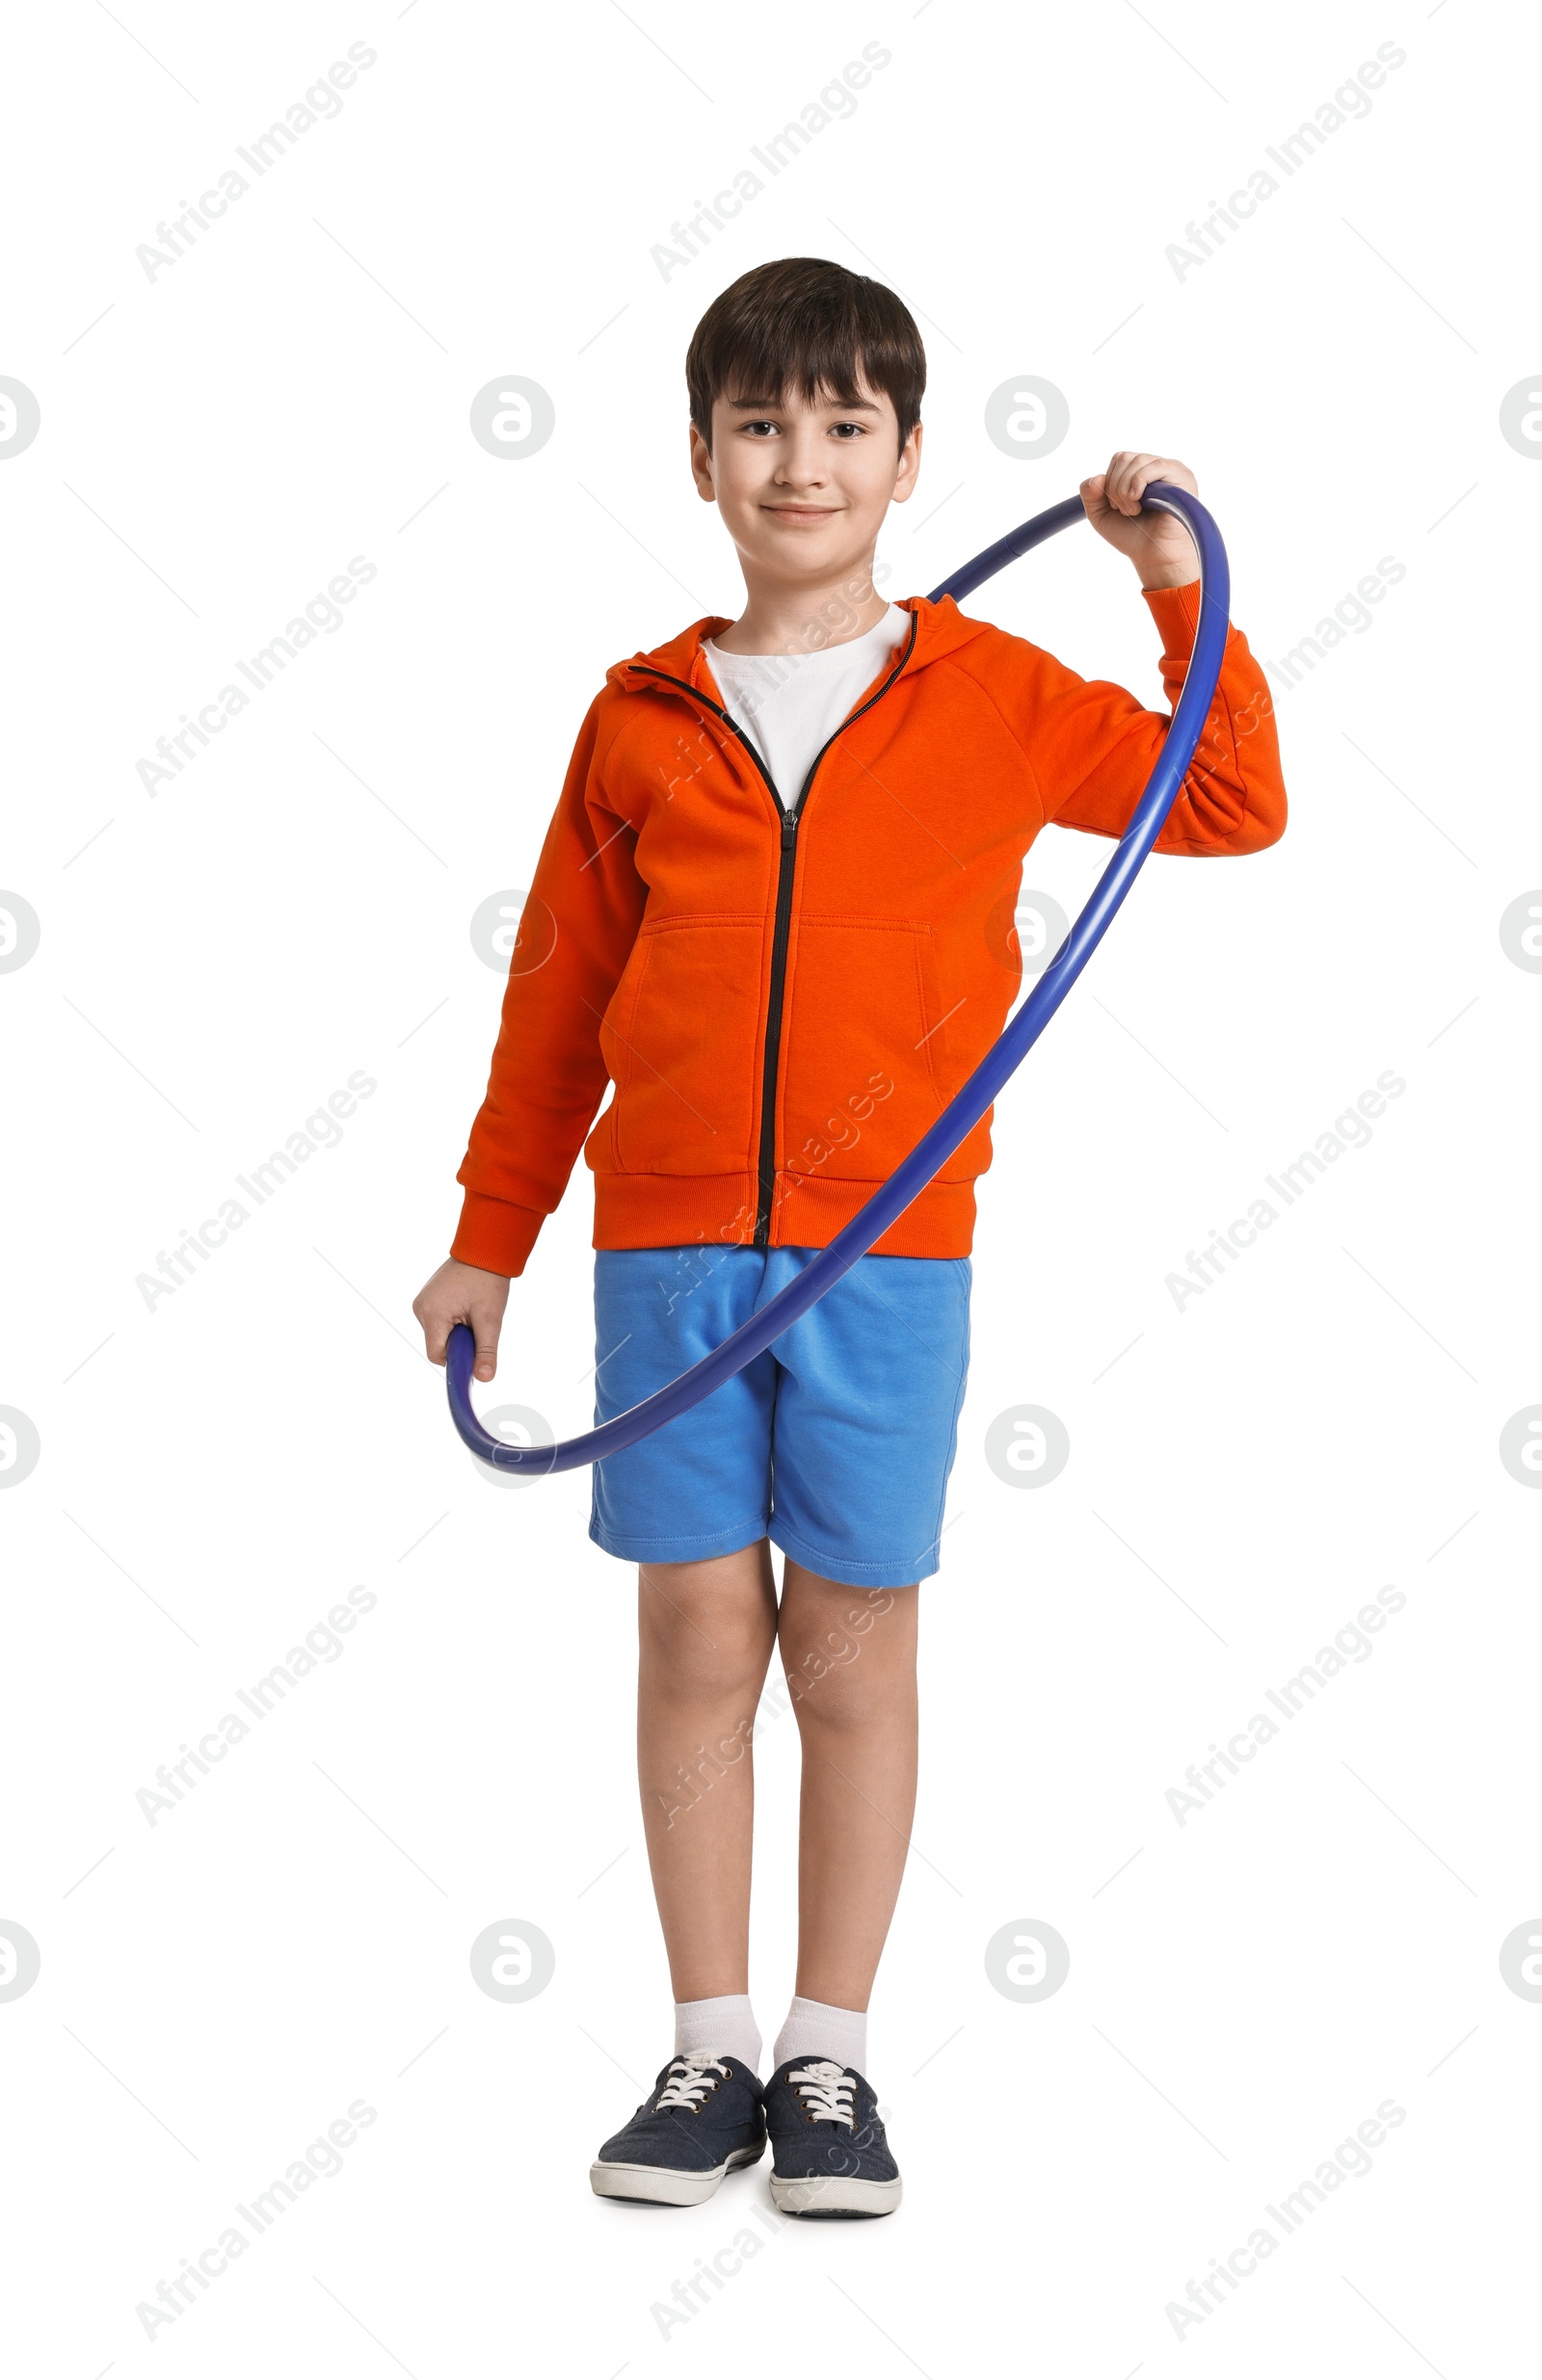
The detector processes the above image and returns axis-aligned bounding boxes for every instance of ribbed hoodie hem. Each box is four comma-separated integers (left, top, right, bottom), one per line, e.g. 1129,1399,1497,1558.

589,1169,978,1257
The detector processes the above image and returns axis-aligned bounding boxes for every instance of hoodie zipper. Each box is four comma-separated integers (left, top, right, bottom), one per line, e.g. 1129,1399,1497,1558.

630,610,919,1247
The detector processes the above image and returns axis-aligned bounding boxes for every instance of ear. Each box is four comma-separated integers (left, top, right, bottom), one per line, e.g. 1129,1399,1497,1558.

889,420,923,505
688,418,717,502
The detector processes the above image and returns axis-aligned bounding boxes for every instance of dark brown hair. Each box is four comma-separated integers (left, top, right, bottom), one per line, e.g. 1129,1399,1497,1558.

686,257,925,455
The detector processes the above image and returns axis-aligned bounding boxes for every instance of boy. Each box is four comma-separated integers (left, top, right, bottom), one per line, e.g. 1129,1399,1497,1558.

413,257,1286,2216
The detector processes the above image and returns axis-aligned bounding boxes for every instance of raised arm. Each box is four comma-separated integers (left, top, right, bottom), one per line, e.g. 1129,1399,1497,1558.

1013,578,1286,856
1004,451,1286,856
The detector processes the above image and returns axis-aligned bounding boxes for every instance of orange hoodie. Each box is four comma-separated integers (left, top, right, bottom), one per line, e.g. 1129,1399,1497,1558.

452,583,1286,1277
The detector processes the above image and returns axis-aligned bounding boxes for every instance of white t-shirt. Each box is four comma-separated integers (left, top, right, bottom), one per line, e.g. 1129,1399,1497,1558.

704,603,910,807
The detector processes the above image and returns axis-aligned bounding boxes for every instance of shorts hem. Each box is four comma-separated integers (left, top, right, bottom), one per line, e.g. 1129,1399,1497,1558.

588,1514,770,1566
767,1519,937,1590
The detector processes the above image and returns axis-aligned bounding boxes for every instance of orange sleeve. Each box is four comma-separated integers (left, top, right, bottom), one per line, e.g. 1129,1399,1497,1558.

451,697,647,1277
999,580,1287,856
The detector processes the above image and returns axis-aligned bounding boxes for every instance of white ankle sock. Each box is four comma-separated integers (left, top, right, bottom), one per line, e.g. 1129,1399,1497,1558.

674,1994,761,2076
772,1995,867,2076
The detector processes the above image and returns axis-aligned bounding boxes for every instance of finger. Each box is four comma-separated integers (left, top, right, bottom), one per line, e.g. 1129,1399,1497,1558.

472,1315,501,1383
419,1308,450,1366
1114,453,1160,513
1140,459,1199,508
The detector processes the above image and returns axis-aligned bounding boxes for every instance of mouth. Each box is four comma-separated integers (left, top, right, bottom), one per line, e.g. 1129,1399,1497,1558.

762,503,840,523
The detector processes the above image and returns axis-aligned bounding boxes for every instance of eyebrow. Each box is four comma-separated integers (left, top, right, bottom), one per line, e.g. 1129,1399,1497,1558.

726,394,882,414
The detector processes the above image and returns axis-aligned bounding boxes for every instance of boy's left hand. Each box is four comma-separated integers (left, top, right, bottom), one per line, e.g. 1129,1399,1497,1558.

1081,452,1200,591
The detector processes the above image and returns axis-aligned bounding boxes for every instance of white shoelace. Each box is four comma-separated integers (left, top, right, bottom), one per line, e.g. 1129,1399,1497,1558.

788,2058,856,2129
655,2053,730,2111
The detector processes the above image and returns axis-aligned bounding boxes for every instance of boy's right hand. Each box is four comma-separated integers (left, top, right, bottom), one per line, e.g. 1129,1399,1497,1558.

412,1258,511,1382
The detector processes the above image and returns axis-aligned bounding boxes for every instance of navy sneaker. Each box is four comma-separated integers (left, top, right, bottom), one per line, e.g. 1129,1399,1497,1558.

763,2057,902,2217
590,2052,766,2206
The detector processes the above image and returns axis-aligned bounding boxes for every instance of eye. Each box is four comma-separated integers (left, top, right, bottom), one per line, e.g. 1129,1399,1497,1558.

830,421,866,438
740,419,779,437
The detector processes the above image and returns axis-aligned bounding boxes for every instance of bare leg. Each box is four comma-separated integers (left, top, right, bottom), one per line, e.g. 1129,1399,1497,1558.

776,1559,919,2011
636,1539,779,2000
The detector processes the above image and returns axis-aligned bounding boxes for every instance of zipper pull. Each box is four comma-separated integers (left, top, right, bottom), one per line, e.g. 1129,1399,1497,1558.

782,809,799,843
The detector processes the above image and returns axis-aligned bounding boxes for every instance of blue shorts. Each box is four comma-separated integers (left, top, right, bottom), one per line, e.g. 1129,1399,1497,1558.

588,1244,972,1588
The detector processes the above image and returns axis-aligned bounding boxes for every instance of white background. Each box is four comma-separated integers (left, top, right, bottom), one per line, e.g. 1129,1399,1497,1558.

4,1,1537,2372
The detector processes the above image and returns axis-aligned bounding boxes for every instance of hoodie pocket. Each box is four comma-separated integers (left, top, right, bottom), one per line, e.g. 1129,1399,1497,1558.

606,915,765,1176
778,917,949,1181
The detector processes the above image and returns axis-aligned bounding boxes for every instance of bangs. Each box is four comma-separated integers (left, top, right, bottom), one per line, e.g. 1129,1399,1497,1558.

687,258,925,451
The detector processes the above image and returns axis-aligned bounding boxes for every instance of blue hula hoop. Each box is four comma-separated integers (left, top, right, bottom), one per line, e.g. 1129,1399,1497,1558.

446,481,1229,1475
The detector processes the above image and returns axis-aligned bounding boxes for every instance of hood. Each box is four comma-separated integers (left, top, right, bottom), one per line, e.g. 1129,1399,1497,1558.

604,593,996,698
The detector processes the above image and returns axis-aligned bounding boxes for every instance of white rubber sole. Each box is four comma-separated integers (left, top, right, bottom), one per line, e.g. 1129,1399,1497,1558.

769,2170,903,2218
590,2142,763,2207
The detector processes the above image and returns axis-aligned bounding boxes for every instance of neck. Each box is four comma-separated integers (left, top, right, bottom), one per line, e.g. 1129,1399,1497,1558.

715,556,890,656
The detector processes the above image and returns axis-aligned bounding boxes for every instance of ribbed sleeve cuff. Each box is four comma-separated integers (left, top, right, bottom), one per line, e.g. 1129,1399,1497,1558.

1141,578,1203,642
449,1191,546,1279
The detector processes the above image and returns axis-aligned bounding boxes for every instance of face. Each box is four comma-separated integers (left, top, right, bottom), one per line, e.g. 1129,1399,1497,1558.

690,375,921,591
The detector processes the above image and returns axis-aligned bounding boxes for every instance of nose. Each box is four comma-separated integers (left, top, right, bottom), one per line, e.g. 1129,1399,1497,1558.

772,425,829,487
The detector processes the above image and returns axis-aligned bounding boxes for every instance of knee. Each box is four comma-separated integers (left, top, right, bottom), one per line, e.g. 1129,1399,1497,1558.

787,1658,910,1732
783,1603,916,1730
639,1566,773,1699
